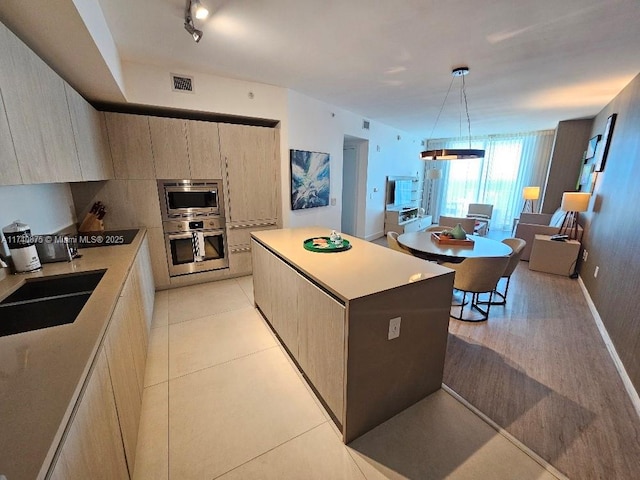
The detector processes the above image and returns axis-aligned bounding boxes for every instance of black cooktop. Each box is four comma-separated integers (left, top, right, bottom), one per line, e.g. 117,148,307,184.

77,229,140,248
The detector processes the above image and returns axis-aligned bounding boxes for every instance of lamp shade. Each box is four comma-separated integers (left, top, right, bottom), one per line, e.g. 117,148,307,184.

522,186,540,200
426,169,442,180
561,192,591,212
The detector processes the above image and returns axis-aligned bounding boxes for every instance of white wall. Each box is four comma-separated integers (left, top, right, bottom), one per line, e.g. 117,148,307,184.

0,184,76,235
122,61,423,237
287,90,423,239
363,122,424,239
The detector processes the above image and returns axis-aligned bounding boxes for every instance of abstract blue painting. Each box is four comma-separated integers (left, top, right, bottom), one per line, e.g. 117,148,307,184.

290,149,330,210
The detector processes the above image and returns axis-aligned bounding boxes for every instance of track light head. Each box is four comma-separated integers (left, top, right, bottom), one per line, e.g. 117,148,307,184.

192,0,209,19
184,0,207,43
184,19,203,43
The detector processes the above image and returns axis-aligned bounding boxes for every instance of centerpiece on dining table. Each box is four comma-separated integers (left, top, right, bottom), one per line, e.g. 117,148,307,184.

432,223,475,246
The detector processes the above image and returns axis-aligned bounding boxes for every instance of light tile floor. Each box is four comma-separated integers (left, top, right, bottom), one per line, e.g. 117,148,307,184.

133,276,561,480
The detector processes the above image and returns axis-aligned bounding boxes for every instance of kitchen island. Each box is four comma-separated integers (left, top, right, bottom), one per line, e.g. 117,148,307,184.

0,229,154,480
251,227,454,442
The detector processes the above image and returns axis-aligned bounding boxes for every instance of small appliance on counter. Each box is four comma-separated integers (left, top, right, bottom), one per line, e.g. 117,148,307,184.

35,234,80,263
2,220,42,273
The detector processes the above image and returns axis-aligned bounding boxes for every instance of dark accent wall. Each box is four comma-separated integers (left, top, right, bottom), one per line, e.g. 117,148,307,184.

541,119,593,213
580,72,640,394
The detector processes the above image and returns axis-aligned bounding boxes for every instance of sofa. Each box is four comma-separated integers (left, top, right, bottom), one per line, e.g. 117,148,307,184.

514,209,583,261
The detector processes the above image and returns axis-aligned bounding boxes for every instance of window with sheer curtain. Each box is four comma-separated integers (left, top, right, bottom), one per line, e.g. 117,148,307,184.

423,130,555,231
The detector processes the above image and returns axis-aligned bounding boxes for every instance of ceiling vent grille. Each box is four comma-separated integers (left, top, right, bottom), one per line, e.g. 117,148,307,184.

362,120,370,130
171,73,194,93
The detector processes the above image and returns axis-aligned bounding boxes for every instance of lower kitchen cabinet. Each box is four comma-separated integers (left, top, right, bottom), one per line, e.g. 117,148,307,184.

227,222,278,276
103,295,143,474
49,350,129,480
252,240,344,420
297,277,345,420
253,246,299,356
48,235,154,479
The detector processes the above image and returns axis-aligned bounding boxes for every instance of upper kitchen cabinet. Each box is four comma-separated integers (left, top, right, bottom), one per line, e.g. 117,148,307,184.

0,91,21,185
0,22,81,183
186,120,222,179
64,83,115,181
149,116,191,179
219,124,280,224
105,112,155,179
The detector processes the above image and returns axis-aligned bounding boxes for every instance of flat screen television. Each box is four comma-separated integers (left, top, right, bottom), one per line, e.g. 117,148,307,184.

386,178,414,207
393,179,413,206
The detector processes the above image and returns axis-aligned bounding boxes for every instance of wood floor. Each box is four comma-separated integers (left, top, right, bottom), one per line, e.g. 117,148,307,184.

375,233,640,479
444,259,640,479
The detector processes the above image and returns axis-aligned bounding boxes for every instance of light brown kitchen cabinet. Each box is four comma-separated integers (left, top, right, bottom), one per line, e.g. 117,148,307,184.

121,257,149,393
0,90,21,185
0,22,81,183
186,120,222,179
219,124,279,224
135,236,156,330
251,241,298,357
149,116,191,179
103,296,142,475
296,276,345,420
251,239,344,420
48,350,129,480
105,112,155,179
48,234,154,480
64,83,115,181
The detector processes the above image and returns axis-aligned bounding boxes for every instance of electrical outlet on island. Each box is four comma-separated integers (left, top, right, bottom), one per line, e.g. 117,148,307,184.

388,317,401,340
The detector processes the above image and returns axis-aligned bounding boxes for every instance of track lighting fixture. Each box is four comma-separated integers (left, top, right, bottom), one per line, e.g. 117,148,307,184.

184,0,207,43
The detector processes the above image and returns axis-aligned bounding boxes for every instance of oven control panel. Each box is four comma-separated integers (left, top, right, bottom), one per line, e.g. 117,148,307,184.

163,217,225,233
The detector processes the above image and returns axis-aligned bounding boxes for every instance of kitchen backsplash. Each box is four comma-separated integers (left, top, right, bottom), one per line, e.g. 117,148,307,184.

0,183,76,236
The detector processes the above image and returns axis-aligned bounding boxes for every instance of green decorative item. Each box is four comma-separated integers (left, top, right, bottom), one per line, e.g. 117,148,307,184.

303,237,352,253
450,223,467,240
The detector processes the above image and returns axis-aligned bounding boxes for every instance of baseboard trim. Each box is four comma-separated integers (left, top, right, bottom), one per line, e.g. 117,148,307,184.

364,231,384,241
442,384,569,480
577,276,640,420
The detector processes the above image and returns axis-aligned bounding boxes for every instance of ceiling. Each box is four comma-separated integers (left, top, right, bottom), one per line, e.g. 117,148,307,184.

2,0,640,138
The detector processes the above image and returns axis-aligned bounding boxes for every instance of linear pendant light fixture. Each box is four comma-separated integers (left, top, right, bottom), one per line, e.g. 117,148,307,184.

421,67,485,160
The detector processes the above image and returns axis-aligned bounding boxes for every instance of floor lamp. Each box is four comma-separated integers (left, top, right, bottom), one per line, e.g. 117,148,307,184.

522,186,540,213
425,168,442,216
559,192,591,240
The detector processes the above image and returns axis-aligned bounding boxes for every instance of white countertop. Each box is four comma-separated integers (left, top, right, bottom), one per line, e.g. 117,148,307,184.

251,227,452,302
0,229,146,480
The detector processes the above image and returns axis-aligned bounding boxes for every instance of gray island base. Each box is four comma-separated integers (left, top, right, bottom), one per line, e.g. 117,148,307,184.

251,227,454,442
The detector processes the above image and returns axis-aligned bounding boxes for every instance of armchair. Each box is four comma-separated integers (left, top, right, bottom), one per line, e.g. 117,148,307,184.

515,209,583,260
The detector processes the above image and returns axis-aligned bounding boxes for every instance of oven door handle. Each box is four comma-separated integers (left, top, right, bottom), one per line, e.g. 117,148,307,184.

167,232,194,241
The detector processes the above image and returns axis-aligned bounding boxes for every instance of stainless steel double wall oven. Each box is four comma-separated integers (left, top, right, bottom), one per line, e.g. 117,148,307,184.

158,179,228,277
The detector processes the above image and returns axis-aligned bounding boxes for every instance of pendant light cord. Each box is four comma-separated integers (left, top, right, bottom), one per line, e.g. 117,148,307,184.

462,74,472,148
428,75,456,144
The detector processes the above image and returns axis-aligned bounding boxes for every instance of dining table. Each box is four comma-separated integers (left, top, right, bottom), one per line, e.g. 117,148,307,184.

397,231,513,263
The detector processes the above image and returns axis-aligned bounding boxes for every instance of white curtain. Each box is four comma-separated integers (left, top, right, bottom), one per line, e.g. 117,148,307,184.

422,130,555,231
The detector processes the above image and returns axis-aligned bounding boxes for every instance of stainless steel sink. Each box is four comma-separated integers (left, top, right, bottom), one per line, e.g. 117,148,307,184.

0,269,106,337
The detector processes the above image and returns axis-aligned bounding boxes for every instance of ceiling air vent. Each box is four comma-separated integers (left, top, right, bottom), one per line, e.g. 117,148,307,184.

171,73,194,93
362,120,370,130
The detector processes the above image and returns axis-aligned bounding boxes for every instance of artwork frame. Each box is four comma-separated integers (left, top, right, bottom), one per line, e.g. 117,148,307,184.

290,149,330,210
594,113,617,172
585,134,601,160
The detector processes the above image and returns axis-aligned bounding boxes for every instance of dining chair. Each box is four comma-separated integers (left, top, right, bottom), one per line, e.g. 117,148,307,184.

441,255,510,321
438,216,476,235
485,238,526,305
467,204,494,232
386,231,412,254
